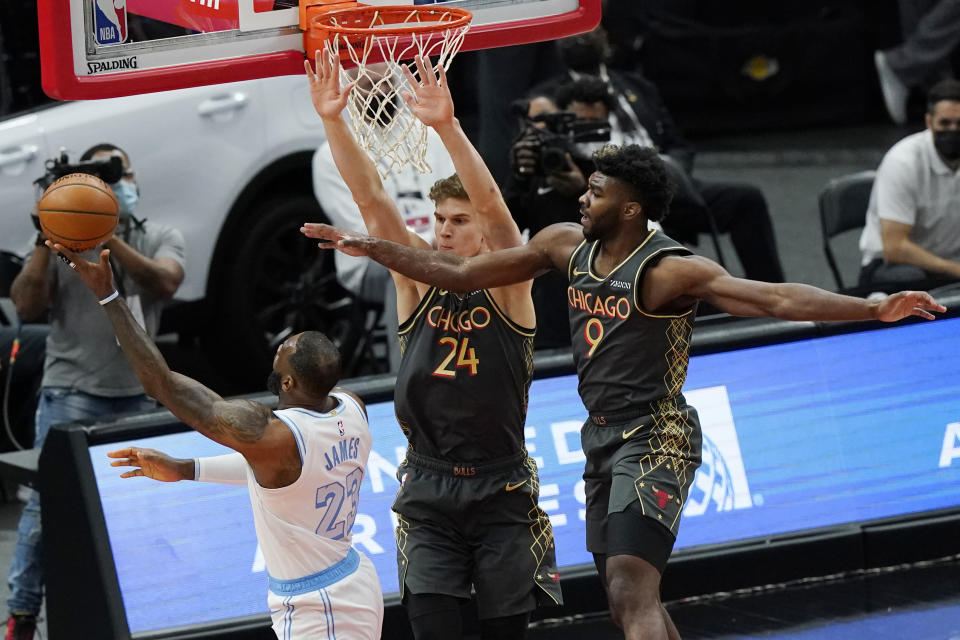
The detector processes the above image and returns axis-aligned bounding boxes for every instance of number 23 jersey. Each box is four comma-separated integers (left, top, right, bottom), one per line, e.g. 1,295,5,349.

249,392,371,580
393,287,535,461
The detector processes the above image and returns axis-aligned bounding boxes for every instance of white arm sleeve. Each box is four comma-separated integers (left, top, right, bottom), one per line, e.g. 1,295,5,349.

195,452,248,485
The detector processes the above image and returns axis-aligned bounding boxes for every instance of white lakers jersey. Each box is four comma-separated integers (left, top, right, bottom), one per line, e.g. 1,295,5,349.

246,391,371,580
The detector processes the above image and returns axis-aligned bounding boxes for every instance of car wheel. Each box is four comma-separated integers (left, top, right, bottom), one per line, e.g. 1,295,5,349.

206,195,362,391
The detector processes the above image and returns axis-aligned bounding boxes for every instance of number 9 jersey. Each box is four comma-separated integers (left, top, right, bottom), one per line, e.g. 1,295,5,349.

567,230,696,413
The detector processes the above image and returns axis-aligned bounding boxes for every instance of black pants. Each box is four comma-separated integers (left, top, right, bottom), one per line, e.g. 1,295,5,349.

859,258,960,290
663,181,785,283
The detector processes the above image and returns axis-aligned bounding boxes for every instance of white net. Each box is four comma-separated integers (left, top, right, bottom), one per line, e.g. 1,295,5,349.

320,8,470,177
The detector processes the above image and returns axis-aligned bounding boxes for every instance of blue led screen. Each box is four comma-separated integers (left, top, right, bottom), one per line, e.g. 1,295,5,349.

88,318,960,633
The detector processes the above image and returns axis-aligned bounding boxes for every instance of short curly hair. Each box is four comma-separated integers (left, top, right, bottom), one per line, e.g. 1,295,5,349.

592,144,674,222
429,173,469,204
289,331,341,397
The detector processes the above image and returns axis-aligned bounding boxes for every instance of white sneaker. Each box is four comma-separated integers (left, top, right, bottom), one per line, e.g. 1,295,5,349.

874,50,909,125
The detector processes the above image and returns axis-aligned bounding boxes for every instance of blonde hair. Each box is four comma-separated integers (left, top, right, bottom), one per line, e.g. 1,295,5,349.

429,173,469,204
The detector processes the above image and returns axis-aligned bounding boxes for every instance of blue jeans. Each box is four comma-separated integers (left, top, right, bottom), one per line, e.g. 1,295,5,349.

6,387,155,615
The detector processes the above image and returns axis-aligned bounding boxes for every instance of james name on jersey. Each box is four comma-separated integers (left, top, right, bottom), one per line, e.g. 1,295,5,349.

324,436,362,471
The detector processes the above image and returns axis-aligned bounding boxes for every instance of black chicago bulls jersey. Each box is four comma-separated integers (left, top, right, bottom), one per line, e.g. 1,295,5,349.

567,229,696,413
394,287,535,461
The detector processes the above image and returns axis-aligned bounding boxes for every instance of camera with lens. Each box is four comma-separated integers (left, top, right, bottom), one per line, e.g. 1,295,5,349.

30,150,125,234
33,150,124,193
511,103,611,178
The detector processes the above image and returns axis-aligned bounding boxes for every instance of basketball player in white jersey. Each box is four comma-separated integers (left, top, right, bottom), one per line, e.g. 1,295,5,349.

45,239,384,640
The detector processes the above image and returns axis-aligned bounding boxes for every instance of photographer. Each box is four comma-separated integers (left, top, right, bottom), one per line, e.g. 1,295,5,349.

505,96,600,349
530,29,786,285
5,143,186,639
505,91,711,348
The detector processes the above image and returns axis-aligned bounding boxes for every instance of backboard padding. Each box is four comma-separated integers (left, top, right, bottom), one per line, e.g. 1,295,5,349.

39,0,601,99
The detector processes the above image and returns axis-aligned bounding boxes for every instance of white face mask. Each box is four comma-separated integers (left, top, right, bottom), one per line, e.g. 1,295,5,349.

111,180,139,216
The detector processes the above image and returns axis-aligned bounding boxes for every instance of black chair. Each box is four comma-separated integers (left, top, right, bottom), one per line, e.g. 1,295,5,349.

818,170,875,291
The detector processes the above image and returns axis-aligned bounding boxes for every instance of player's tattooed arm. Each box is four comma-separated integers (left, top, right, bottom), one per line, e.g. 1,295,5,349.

102,298,274,450
47,242,275,452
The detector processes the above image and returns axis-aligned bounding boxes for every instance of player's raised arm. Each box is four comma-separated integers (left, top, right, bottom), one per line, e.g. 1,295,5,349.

305,49,410,245
401,56,522,251
303,221,580,293
49,242,282,456
646,253,946,322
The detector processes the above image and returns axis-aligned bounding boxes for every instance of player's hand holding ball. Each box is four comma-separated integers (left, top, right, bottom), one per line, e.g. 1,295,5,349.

45,240,116,301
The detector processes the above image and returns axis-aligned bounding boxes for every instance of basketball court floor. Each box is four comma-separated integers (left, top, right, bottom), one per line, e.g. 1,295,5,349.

527,555,960,639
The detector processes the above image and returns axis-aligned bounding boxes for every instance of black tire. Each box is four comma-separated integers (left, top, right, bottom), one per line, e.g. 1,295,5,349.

205,195,362,391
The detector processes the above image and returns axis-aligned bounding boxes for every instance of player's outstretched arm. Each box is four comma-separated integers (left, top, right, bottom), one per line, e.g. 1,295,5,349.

48,243,277,455
305,49,409,245
107,447,195,482
302,222,579,292
648,254,946,322
401,56,522,251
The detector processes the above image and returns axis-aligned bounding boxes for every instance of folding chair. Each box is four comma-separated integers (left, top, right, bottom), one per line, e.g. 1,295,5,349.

818,170,875,291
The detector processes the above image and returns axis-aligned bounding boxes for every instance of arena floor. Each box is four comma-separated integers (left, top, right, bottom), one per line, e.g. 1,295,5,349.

528,555,960,639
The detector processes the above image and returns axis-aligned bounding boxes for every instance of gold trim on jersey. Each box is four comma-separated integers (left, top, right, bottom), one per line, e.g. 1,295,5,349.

395,514,412,599
567,238,589,281
579,228,657,281
522,456,562,605
663,317,692,397
481,290,536,337
632,247,696,318
633,397,696,534
398,287,438,336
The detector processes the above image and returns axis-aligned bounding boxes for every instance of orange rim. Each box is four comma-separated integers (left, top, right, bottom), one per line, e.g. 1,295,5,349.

309,5,472,37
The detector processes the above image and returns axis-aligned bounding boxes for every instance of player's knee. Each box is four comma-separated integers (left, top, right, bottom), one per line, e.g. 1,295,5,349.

606,559,663,625
607,579,661,628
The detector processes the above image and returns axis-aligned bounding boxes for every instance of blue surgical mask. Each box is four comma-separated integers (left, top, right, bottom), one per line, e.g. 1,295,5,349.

111,180,139,216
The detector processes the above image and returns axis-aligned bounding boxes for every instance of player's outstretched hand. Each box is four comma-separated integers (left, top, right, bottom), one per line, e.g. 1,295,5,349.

107,447,194,482
876,291,946,322
45,241,114,300
400,55,454,128
305,49,356,120
301,222,372,257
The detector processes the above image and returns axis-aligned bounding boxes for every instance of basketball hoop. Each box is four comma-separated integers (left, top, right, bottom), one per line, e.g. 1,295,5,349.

306,5,472,176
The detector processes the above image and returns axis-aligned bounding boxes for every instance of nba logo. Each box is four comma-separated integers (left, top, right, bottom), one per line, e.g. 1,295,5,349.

93,0,128,45
338,420,345,437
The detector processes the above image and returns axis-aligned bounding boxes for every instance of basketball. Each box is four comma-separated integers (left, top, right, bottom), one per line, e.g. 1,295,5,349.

37,173,119,252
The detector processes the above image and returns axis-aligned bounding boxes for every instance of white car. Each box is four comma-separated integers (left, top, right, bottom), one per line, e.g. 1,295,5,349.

0,75,360,388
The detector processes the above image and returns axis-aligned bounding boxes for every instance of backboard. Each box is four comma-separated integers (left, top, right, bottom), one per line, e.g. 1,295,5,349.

39,0,601,100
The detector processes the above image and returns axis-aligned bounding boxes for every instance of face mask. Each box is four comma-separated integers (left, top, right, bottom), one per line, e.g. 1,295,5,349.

111,180,139,215
933,130,960,162
266,370,282,396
